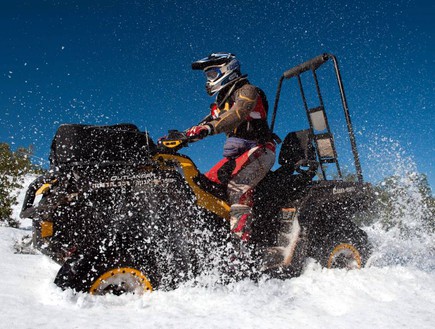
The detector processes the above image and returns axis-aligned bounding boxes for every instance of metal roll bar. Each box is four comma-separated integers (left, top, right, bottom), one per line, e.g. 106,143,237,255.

270,53,363,183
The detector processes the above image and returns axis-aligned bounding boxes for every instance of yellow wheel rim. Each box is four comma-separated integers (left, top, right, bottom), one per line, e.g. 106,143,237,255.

90,267,153,295
327,243,362,269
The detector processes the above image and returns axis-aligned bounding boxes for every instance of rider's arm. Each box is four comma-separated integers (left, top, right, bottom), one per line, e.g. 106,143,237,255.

207,84,258,135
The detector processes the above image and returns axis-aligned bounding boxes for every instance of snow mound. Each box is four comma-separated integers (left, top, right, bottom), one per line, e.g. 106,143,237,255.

1,226,434,329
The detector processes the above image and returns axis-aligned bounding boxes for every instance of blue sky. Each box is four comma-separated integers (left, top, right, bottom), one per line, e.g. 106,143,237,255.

1,0,433,190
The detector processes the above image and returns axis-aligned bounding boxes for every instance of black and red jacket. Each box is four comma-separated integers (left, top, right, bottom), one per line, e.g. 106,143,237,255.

207,79,274,145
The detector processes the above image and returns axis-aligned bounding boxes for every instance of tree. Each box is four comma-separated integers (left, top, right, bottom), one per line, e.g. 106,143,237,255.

371,172,434,234
0,143,43,227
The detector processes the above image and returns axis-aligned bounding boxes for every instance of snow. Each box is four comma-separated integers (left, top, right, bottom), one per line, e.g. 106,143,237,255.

1,179,434,329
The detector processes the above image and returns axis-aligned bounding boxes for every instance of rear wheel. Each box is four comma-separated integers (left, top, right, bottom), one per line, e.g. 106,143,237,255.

326,242,362,269
318,226,370,269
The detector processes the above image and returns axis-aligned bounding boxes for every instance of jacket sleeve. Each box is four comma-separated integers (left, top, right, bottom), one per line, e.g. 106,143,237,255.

207,84,258,135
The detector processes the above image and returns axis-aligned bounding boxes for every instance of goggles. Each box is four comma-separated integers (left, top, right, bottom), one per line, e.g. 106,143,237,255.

204,66,223,81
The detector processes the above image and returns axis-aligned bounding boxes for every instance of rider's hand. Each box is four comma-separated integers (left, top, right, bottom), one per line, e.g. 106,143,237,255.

186,125,212,141
157,135,167,146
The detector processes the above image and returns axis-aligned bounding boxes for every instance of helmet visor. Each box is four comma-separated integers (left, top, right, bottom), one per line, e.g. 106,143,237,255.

204,67,222,81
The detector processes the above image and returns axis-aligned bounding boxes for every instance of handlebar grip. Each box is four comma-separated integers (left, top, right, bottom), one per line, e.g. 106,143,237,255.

283,53,330,79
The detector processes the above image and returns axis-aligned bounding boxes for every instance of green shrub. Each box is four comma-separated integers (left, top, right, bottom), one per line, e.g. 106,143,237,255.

0,143,43,227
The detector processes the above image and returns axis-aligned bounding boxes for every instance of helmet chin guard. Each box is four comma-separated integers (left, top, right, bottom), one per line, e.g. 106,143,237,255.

192,53,242,96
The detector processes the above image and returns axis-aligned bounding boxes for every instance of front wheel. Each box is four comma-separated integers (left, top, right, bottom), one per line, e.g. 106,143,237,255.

54,248,157,295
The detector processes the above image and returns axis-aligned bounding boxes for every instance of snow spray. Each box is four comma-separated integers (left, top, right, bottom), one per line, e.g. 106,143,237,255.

361,135,435,271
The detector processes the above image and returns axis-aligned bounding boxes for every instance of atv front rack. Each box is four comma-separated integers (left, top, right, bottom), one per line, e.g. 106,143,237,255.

271,53,363,183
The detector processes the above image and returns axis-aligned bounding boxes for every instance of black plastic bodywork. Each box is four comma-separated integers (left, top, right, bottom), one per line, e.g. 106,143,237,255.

21,123,372,288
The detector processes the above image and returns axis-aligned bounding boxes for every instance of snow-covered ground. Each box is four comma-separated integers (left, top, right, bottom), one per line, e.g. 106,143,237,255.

1,176,434,329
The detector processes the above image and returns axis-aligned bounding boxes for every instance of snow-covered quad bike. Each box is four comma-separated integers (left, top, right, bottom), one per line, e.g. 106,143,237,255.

21,53,373,295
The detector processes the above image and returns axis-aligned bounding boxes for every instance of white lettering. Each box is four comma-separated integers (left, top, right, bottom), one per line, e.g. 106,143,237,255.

332,186,356,195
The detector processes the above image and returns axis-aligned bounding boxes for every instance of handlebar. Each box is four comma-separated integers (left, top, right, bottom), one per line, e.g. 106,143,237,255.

157,130,192,152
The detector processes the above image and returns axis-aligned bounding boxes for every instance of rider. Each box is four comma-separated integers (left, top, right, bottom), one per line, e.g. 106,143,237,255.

185,52,276,242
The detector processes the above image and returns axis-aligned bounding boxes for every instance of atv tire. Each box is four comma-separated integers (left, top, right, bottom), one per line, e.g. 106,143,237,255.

317,225,370,270
54,247,158,295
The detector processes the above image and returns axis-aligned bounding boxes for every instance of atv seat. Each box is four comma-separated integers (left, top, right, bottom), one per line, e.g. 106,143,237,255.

277,129,318,178
254,129,319,208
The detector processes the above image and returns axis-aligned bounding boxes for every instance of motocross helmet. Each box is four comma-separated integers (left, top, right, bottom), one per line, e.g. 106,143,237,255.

192,52,242,96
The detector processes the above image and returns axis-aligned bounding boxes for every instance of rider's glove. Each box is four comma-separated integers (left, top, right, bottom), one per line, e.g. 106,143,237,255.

157,135,167,146
186,124,212,141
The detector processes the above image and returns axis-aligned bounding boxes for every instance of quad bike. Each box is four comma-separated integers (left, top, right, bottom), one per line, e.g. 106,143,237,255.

21,53,373,295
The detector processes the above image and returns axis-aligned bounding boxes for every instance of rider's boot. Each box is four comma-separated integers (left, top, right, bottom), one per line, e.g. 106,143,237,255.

230,204,253,241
